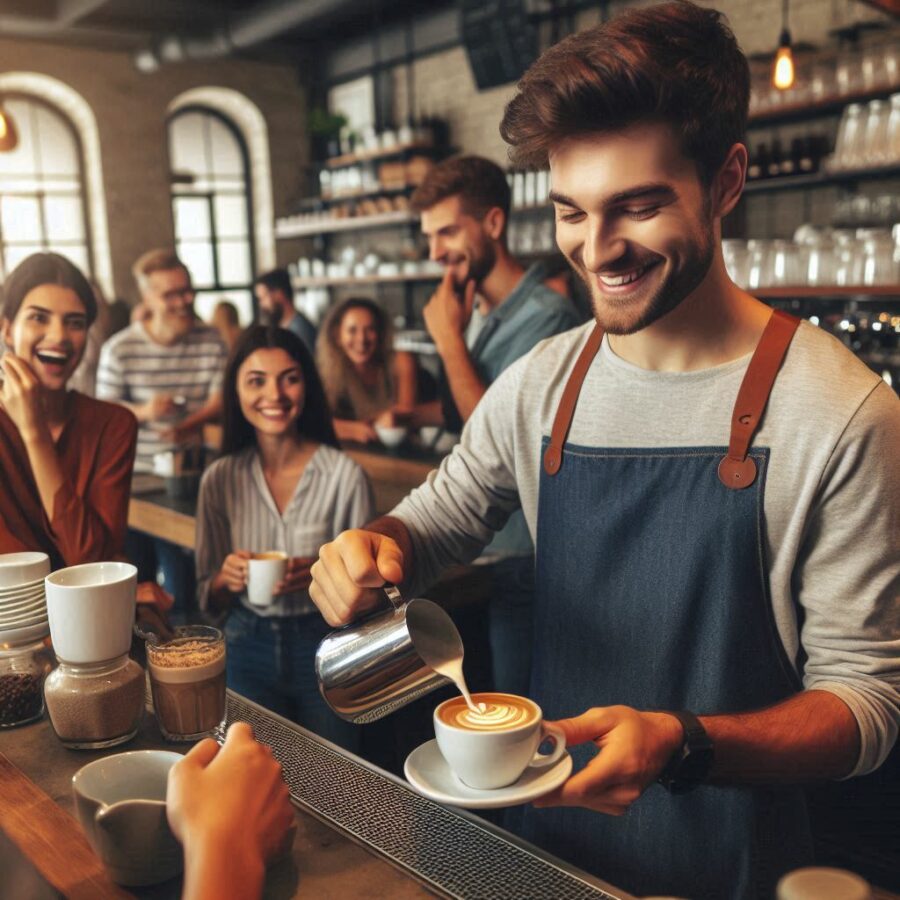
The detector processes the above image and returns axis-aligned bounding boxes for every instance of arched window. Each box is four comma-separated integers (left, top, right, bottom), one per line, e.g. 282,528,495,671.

0,95,92,279
167,107,256,324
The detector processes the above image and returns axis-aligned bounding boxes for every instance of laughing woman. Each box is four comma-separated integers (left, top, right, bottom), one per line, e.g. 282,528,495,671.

0,253,138,568
195,325,374,749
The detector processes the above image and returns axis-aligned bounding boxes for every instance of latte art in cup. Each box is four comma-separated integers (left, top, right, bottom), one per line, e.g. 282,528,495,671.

437,692,540,731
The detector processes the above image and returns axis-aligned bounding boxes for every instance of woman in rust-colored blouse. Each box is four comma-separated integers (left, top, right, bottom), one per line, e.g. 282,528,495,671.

0,253,137,569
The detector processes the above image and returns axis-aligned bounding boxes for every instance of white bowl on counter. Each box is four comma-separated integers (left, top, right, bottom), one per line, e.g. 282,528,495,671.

375,425,408,448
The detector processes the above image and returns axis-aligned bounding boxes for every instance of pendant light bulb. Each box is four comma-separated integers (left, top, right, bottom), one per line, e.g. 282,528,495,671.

0,102,19,153
772,29,795,91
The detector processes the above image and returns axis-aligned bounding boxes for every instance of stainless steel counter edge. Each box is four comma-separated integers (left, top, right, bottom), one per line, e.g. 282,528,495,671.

220,691,635,900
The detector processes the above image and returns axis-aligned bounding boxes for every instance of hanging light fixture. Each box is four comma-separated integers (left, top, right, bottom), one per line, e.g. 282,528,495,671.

0,98,19,153
772,0,795,91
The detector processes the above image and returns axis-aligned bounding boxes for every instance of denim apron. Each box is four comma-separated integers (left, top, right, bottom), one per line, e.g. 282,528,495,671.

513,311,814,900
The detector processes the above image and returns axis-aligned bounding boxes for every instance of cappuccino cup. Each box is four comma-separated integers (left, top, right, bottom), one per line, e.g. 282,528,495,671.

434,692,566,790
247,551,287,607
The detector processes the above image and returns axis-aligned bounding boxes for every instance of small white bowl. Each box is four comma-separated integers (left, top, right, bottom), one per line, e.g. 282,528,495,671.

0,552,50,588
375,425,407,448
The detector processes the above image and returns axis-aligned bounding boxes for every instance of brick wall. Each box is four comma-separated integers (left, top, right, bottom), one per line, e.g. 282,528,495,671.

0,36,309,302
386,0,890,169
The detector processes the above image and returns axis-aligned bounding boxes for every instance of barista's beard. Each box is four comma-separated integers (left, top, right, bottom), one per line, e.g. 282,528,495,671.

584,226,716,336
261,307,282,328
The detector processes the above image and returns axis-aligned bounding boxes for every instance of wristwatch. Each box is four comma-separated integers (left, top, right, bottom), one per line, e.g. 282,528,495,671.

657,710,714,794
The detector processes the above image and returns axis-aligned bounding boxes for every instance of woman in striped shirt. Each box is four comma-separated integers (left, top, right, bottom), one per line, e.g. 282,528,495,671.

195,325,374,749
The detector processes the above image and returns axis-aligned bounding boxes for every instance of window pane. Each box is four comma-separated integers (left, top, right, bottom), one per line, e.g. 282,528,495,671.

44,195,85,241
2,196,42,241
4,244,44,272
213,195,248,239
35,106,78,176
217,240,251,286
2,100,37,175
177,240,215,288
173,196,212,240
168,112,208,178
56,244,90,275
207,117,243,177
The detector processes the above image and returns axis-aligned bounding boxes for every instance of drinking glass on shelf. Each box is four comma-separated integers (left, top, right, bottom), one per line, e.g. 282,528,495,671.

861,44,887,92
804,235,837,287
746,240,769,289
860,231,897,286
835,48,862,97
887,94,900,165
833,232,862,286
767,239,798,286
722,239,749,288
863,99,890,166
834,104,866,171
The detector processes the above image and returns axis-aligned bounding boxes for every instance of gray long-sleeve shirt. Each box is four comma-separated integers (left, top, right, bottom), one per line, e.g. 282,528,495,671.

393,320,900,778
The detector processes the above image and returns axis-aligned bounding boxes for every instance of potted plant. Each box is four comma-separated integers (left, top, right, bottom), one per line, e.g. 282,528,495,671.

309,108,349,161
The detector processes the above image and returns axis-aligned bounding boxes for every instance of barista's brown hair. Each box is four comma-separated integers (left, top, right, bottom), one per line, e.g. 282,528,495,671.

500,0,749,183
410,155,511,223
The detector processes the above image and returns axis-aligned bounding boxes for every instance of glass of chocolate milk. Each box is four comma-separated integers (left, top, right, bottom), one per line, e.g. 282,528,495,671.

147,626,226,741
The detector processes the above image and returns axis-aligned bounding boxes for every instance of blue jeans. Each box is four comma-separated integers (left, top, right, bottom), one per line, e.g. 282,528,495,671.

486,555,535,697
224,604,360,753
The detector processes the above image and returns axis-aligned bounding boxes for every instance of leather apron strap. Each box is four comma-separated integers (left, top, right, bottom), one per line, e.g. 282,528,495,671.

542,311,801,485
717,309,800,489
543,324,605,476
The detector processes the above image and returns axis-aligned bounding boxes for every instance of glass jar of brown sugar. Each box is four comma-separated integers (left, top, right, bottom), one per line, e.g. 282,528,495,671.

44,653,144,749
0,635,53,728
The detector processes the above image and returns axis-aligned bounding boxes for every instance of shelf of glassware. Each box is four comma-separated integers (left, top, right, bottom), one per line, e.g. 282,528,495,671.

276,210,418,239
748,85,900,129
756,286,900,299
743,163,900,194
291,271,441,289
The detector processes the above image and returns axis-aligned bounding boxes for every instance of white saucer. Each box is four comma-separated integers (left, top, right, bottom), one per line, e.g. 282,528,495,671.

404,739,572,810
0,620,50,647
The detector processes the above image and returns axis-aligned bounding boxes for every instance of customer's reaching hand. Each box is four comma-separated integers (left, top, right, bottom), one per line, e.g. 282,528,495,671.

167,722,294,900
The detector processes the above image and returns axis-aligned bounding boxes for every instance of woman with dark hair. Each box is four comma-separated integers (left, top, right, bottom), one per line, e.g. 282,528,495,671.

0,253,138,567
195,325,373,748
316,297,418,443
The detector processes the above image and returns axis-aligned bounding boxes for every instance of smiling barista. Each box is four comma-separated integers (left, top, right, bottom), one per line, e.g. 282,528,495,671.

308,3,900,898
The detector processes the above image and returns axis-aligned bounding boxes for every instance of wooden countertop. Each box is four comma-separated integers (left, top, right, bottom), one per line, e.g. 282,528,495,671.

128,443,444,550
0,706,433,900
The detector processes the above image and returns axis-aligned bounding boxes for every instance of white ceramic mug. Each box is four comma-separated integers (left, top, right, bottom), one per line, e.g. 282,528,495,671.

72,750,184,886
45,562,136,663
247,552,288,607
434,693,567,790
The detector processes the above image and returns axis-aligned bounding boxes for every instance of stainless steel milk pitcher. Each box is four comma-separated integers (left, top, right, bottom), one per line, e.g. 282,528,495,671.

315,586,463,723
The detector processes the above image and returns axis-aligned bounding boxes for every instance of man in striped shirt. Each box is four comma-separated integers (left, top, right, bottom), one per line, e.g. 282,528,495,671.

97,249,228,617
97,249,228,472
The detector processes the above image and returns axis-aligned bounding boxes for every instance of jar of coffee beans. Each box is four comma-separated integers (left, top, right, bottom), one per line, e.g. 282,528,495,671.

0,635,53,728
44,653,144,749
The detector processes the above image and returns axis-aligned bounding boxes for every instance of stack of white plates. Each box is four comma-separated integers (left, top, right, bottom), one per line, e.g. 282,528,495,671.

0,552,51,645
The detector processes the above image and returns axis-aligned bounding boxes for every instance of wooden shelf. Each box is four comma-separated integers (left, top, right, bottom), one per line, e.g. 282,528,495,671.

276,210,417,238
743,164,900,194
756,285,900,299
748,85,900,129
292,272,441,289
324,141,437,169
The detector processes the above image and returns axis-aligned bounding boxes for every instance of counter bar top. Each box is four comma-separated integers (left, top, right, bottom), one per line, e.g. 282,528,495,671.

0,692,631,900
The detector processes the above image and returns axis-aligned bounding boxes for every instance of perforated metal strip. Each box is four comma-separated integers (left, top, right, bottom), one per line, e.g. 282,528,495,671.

221,692,628,900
